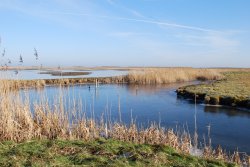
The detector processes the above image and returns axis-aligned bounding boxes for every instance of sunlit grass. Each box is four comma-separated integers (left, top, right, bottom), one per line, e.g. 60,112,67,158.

0,139,237,167
177,72,250,108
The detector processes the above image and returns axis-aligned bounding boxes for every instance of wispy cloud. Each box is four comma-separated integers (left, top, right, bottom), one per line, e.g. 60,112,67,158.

103,0,240,51
130,10,145,18
1,0,240,49
205,33,239,48
175,32,240,49
106,0,146,18
0,0,221,33
43,11,219,33
106,0,115,5
103,0,240,50
43,11,239,50
108,32,151,38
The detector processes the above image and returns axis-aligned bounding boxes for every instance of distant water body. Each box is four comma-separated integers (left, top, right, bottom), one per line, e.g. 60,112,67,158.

0,69,128,80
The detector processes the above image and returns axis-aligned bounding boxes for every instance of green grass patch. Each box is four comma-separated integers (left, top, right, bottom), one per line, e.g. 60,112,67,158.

0,139,237,167
177,72,250,109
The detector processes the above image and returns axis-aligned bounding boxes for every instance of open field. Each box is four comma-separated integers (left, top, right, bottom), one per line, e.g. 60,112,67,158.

0,139,237,167
177,72,250,109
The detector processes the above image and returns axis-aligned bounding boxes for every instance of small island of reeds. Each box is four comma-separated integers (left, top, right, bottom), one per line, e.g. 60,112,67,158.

39,71,91,76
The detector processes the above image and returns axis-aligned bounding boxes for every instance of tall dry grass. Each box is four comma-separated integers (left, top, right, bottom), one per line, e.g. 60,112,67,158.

3,68,249,90
0,79,248,166
125,68,223,84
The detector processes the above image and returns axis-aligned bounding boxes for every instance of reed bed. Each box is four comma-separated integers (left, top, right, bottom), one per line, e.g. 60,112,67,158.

0,79,248,166
0,77,126,90
0,68,225,90
3,68,249,91
125,68,223,84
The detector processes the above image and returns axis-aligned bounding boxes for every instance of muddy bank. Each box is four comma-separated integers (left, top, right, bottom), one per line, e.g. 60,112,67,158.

39,71,91,76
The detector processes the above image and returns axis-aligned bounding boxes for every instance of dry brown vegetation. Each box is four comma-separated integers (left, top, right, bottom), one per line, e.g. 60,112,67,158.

125,68,224,84
2,68,250,90
0,79,248,166
0,79,190,149
1,77,125,90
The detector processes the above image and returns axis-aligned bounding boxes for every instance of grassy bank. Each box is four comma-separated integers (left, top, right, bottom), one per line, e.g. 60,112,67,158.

0,139,237,167
177,72,250,109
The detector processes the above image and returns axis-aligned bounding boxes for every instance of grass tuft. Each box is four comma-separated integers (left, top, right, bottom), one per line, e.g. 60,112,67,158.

0,139,237,167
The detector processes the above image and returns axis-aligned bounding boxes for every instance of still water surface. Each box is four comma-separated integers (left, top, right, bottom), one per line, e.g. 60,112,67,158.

25,83,250,154
0,69,128,80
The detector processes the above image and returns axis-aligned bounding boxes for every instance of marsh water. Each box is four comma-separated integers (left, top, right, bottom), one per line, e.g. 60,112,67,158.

2,69,249,154
25,83,250,154
0,69,128,80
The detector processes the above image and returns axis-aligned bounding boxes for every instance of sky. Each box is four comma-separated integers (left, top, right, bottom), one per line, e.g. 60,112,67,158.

0,0,250,67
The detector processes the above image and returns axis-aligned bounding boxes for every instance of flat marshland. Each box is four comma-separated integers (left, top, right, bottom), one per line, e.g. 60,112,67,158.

0,77,245,166
0,67,250,166
39,71,91,76
1,67,225,89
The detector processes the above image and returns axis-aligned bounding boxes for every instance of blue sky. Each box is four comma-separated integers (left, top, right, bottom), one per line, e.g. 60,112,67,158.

0,0,250,67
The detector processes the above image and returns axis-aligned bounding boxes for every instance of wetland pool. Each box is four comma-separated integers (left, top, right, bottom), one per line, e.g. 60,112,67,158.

24,83,250,154
0,69,128,80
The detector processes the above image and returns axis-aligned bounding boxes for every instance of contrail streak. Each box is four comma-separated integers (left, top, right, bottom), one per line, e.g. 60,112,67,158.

43,11,218,33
